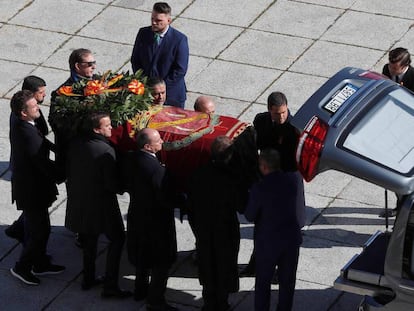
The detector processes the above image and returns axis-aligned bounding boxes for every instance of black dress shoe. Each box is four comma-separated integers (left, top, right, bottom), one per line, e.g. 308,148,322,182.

4,227,24,243
101,288,133,299
82,275,105,290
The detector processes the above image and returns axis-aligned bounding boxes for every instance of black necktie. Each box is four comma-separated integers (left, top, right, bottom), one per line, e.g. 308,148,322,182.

395,75,400,83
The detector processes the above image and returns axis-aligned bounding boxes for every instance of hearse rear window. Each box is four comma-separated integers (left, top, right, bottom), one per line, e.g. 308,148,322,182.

343,88,414,174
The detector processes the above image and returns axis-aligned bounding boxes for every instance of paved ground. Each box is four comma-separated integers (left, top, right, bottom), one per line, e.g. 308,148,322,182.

1,0,412,310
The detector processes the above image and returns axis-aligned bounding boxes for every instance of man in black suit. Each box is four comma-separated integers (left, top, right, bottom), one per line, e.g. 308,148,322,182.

49,48,98,247
253,92,299,172
6,76,50,242
382,47,414,92
242,92,305,277
244,149,302,311
131,2,189,108
9,90,64,286
127,128,178,311
65,112,131,298
187,136,244,311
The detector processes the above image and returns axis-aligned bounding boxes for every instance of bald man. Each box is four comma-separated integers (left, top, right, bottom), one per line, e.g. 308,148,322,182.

194,96,216,114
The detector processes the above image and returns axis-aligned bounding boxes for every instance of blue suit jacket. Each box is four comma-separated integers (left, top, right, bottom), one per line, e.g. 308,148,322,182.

131,26,189,108
244,171,302,254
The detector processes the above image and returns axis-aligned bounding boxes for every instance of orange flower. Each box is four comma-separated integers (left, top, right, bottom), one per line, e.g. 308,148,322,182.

84,80,106,96
57,85,79,96
128,79,145,95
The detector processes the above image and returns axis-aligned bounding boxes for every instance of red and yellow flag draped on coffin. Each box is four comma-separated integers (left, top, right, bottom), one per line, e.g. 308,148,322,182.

109,105,250,192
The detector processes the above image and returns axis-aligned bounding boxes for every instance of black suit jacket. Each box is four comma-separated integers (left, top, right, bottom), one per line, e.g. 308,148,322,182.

127,150,177,268
244,171,303,254
382,64,414,92
10,118,58,210
253,112,299,172
65,133,123,235
187,161,243,292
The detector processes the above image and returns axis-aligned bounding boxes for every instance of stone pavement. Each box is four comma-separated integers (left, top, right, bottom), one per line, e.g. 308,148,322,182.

0,0,412,310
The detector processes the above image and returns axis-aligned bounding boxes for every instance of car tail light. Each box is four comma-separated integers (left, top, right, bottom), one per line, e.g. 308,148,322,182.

296,116,328,182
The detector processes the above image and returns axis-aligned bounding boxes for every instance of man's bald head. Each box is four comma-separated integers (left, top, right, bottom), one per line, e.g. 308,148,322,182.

136,128,163,153
194,96,216,114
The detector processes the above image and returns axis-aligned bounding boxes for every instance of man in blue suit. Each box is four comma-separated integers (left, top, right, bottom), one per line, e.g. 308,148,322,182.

245,149,302,311
131,2,189,108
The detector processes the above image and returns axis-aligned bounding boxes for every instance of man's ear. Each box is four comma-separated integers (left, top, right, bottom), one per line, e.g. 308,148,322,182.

74,62,81,72
20,110,28,119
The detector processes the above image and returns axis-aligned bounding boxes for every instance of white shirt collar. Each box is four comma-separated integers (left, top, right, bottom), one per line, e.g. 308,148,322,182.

159,25,169,38
141,149,156,157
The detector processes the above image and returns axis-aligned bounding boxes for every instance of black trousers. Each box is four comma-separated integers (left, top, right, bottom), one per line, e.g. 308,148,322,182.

135,264,170,306
255,244,300,311
16,207,51,271
80,224,125,290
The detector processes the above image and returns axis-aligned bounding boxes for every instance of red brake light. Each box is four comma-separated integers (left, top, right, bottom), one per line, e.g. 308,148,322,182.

296,116,328,182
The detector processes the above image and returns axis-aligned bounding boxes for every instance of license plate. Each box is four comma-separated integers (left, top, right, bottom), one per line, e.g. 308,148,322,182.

323,84,358,114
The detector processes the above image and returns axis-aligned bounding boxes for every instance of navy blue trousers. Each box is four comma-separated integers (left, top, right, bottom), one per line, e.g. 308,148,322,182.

255,244,300,311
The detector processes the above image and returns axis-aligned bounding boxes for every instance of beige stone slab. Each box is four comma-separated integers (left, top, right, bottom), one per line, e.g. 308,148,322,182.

0,25,69,65
173,18,242,59
307,198,391,246
0,60,36,97
78,6,149,45
252,1,343,39
304,170,354,199
296,0,355,9
298,235,362,284
321,11,412,50
186,55,212,85
0,0,27,22
10,0,104,34
339,177,398,208
0,137,10,167
181,0,274,28
352,0,414,19
0,268,68,309
188,59,281,102
256,71,328,114
290,41,384,78
220,30,313,70
239,103,266,124
114,0,191,15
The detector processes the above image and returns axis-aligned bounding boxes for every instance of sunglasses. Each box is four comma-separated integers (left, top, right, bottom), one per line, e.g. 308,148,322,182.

79,61,96,67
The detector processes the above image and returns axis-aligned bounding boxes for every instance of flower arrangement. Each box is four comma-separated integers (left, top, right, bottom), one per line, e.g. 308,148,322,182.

49,69,152,136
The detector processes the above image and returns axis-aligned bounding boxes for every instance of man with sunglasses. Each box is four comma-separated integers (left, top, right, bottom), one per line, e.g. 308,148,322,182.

49,48,98,181
49,48,99,248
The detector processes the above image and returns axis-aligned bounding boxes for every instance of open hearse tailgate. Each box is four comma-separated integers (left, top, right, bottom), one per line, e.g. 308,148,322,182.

334,231,393,295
